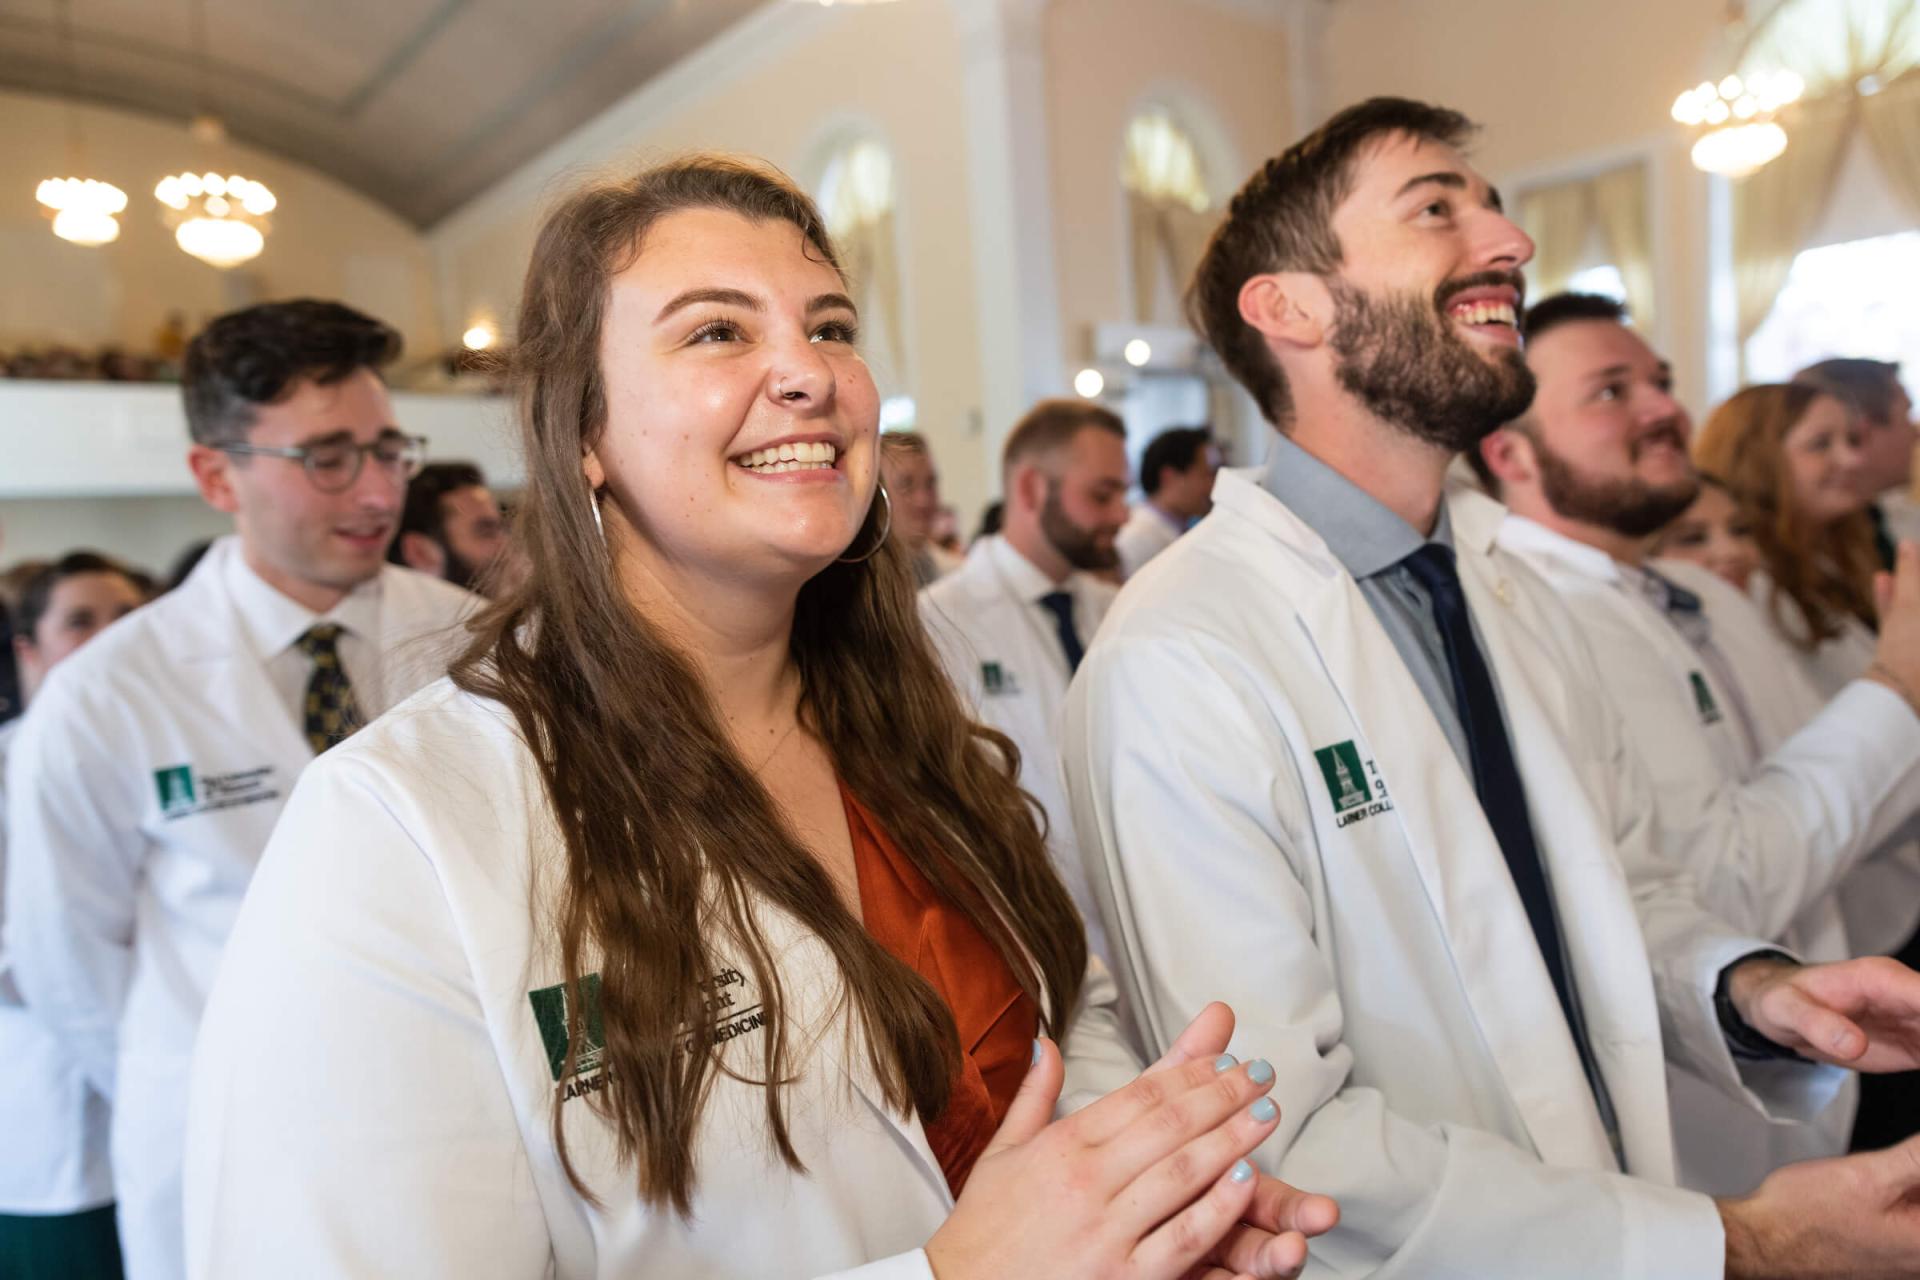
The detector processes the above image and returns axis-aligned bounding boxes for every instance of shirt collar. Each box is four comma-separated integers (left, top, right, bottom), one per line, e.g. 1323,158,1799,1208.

221,537,384,659
1260,431,1452,579
986,534,1069,600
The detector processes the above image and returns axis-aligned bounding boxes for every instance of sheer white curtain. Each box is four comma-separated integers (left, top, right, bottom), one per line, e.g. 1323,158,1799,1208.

1732,0,1920,338
1515,162,1657,328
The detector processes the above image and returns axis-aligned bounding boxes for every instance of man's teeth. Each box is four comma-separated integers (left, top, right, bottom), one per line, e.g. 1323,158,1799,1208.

1450,301,1518,327
736,441,838,473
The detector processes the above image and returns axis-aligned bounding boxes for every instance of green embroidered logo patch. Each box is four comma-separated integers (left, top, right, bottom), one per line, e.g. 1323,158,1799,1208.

153,765,196,817
528,974,606,1082
1314,741,1372,814
1689,671,1724,725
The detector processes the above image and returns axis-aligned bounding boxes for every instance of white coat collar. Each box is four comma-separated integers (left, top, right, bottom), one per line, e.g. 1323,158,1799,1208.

218,535,385,662
983,534,1062,600
1496,515,1624,586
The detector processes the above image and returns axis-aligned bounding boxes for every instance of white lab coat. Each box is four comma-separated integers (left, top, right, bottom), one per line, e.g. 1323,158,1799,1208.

3,537,474,1279
1064,469,1841,1278
1500,517,1920,1192
1116,503,1183,579
184,677,1141,1279
1662,558,1920,962
920,536,1118,964
0,717,114,1215
1749,569,1878,701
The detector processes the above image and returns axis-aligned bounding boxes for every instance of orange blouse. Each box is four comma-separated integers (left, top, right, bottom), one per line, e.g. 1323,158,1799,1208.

843,786,1040,1196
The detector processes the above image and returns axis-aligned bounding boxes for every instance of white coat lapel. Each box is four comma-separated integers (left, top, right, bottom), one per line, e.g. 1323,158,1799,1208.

166,553,312,772
1214,472,1616,1171
1450,489,1677,1181
752,905,955,1209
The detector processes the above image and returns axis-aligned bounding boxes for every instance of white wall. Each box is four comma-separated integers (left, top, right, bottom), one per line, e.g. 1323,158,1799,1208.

426,2,996,517
1317,0,1729,413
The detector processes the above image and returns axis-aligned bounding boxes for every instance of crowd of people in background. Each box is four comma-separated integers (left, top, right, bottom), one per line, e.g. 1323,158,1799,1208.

2,96,1920,1280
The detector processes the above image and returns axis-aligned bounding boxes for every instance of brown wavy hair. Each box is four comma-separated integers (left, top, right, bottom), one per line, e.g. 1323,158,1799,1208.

1693,383,1878,647
449,155,1086,1212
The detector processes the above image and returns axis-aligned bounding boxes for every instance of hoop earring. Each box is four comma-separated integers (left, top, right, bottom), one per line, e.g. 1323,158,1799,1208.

838,483,892,564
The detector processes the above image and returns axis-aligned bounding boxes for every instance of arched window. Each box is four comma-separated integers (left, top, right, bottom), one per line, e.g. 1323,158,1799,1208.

1123,109,1219,324
817,139,906,401
1123,110,1212,214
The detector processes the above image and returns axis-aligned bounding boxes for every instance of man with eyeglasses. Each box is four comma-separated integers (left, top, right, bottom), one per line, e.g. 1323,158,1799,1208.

2,299,475,1280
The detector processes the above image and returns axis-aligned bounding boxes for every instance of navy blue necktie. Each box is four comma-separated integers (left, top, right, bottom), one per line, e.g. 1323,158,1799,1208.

1400,545,1586,1041
1037,590,1084,673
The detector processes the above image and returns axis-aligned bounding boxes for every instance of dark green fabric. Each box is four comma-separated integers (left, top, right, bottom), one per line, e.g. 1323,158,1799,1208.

0,1203,123,1280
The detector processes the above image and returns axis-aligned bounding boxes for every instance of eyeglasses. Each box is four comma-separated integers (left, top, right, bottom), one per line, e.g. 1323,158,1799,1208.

217,432,428,493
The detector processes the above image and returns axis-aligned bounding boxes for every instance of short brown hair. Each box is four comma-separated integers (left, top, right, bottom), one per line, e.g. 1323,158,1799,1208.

1188,97,1477,429
1794,358,1906,426
182,299,401,446
1001,398,1126,479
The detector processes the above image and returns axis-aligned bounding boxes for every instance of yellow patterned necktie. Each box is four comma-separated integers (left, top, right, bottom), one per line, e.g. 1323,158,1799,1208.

296,623,362,754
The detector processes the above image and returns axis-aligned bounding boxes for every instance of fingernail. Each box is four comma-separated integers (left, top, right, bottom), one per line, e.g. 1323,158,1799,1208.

1246,1058,1275,1085
1250,1097,1278,1123
1213,1053,1237,1073
1230,1158,1255,1183
1031,1039,1043,1065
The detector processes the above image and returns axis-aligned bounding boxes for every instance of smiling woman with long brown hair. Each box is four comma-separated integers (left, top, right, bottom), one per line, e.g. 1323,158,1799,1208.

1693,383,1880,697
179,155,1334,1280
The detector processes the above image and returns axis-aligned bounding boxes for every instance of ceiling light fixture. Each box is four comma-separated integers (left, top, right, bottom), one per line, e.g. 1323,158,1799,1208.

35,0,124,247
156,171,276,268
1671,2,1806,178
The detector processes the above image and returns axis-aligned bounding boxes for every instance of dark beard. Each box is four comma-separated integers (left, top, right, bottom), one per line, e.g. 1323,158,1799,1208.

1041,481,1118,572
1532,429,1702,537
1328,275,1537,453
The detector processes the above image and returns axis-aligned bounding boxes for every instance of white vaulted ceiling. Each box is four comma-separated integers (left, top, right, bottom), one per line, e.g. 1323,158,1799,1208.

0,0,771,226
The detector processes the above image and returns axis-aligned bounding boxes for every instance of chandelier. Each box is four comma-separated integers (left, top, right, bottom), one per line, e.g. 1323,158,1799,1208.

33,0,123,247
154,170,276,269
36,177,128,246
1671,68,1806,177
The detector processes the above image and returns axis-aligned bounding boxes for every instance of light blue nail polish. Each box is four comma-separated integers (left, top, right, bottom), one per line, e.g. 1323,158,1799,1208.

1213,1053,1237,1073
1230,1158,1255,1184
1031,1039,1043,1065
1250,1097,1278,1123
1246,1058,1275,1085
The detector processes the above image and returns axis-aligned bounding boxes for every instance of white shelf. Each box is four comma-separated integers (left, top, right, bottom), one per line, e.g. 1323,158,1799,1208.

0,381,524,499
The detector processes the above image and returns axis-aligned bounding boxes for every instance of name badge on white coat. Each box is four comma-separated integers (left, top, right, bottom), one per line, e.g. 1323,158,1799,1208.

528,964,766,1103
1312,740,1397,829
152,761,283,821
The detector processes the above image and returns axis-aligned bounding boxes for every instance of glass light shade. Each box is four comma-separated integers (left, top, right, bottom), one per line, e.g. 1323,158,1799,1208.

51,206,121,245
1690,122,1790,178
175,216,265,269
36,177,127,246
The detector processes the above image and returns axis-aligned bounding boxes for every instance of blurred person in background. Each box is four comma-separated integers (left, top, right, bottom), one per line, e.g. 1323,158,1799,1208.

1478,292,1920,1189
1,552,145,1280
3,299,475,1280
1115,426,1220,578
1794,358,1919,566
1650,473,1762,593
1693,383,1879,698
389,460,523,596
921,398,1131,964
0,559,49,726
879,430,962,586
